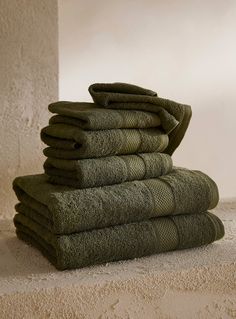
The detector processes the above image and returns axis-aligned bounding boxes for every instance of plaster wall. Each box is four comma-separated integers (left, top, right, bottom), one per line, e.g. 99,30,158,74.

59,0,236,198
0,0,58,218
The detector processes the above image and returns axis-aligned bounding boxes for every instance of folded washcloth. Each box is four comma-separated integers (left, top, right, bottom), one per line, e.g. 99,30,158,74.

89,82,192,155
48,101,161,130
13,169,219,234
43,152,173,188
14,211,224,270
41,124,169,159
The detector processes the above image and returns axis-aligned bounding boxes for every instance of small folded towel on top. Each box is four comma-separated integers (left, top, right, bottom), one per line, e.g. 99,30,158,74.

14,211,224,270
13,168,219,234
48,101,161,130
44,152,173,188
89,82,192,155
41,82,191,159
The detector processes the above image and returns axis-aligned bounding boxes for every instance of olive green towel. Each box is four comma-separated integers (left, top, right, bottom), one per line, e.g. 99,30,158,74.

42,82,191,157
13,169,219,234
48,101,161,130
14,212,224,270
43,152,173,188
89,82,192,155
41,124,169,159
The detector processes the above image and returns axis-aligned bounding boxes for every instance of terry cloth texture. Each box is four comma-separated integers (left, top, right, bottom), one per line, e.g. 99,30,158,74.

13,168,219,234
14,212,225,270
41,124,169,159
43,153,173,188
89,82,192,155
48,101,161,130
13,82,225,271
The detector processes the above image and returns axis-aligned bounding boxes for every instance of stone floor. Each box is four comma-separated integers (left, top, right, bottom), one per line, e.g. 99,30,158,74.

0,199,236,319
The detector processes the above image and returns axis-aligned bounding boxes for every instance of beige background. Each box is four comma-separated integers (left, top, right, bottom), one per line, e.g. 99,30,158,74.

0,0,58,218
59,0,236,198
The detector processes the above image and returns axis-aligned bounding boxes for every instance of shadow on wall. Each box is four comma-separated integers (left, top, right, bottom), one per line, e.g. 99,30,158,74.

173,100,236,198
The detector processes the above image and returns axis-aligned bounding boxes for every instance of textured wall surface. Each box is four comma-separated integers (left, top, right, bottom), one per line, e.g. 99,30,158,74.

59,0,236,198
0,200,236,318
0,0,58,218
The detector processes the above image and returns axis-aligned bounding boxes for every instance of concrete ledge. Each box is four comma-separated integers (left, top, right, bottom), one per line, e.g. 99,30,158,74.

0,200,236,319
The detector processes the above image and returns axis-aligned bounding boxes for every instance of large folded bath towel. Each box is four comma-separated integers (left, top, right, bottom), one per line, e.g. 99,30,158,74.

13,169,219,234
48,102,161,130
89,82,192,155
43,153,173,188
41,124,169,159
14,212,224,270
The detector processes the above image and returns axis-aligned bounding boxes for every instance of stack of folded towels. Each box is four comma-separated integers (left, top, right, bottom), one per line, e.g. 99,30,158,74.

13,82,224,270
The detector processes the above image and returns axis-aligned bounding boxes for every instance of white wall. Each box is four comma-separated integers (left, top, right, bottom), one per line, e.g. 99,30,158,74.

0,0,58,218
59,0,236,198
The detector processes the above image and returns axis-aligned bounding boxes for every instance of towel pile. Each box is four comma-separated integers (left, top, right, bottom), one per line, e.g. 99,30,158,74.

13,83,224,270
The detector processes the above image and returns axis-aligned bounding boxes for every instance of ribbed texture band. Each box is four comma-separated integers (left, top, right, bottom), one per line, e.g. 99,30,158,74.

143,179,175,216
152,217,178,251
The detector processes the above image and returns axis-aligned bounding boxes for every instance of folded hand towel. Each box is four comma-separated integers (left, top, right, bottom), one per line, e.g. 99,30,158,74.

14,212,224,270
13,169,219,234
48,102,161,130
41,124,169,159
89,82,192,155
43,153,173,188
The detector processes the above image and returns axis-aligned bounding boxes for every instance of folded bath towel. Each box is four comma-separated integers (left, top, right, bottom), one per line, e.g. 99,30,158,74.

41,124,169,159
89,82,192,155
14,212,224,270
48,102,161,130
43,152,173,188
13,169,219,234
